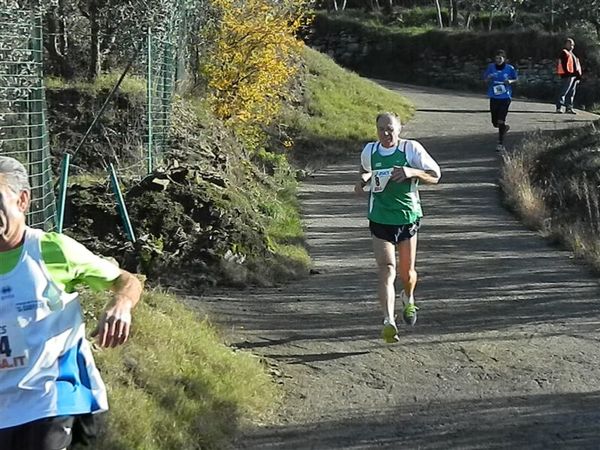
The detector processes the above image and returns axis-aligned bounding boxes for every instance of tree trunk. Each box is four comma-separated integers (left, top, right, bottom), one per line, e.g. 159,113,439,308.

88,0,101,81
383,0,393,15
465,11,472,29
488,9,494,31
451,0,458,26
44,2,73,78
341,0,347,10
434,0,444,28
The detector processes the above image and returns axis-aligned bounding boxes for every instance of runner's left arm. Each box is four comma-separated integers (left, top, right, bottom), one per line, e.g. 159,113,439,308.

45,233,143,348
392,140,441,184
93,270,143,348
504,66,518,85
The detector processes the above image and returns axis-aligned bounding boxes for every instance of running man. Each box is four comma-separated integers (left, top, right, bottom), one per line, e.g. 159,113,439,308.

483,49,518,152
0,156,143,450
354,113,441,343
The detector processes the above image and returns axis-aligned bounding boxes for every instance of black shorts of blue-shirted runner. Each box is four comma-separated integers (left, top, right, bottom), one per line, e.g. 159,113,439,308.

369,220,421,245
490,98,511,127
0,414,97,450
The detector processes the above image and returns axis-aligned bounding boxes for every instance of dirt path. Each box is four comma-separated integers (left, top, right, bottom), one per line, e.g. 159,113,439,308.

200,83,600,449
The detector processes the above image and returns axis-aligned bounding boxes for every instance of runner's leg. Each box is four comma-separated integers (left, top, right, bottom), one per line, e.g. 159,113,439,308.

4,416,73,450
497,99,511,144
490,99,499,128
373,236,397,322
397,233,418,302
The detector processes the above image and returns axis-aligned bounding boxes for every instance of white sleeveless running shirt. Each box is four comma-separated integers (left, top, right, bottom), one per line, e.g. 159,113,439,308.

0,227,108,428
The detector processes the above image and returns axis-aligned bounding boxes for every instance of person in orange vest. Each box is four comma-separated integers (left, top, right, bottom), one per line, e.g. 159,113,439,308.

556,38,582,114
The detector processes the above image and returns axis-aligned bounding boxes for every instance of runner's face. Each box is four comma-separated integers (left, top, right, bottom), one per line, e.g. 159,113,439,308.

377,118,400,148
0,178,29,249
566,40,574,50
495,55,505,65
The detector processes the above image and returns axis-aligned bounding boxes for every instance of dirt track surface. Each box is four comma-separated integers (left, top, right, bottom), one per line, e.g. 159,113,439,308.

199,83,600,449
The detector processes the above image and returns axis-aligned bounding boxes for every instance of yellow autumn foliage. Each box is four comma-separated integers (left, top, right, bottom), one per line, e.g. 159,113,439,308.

202,0,311,149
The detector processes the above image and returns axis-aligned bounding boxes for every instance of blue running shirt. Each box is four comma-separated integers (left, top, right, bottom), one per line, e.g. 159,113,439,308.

483,63,518,99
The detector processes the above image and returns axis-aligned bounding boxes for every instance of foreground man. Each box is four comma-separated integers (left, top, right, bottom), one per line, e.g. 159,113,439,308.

0,156,142,449
354,113,441,343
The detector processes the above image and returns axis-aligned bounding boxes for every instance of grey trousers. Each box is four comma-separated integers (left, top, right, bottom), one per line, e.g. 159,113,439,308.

556,76,579,109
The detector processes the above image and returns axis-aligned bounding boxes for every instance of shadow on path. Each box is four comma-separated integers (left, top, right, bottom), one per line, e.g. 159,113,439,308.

197,84,600,450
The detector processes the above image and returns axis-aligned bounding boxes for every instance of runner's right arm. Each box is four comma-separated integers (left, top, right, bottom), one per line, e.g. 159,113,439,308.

354,143,373,195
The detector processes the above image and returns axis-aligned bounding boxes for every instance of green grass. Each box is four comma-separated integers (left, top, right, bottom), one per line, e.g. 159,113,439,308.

302,46,414,141
82,288,277,450
315,9,433,35
264,182,310,269
46,73,147,99
284,46,414,168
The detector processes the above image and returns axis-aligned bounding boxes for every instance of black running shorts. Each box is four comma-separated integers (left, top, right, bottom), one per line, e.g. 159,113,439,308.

490,98,511,127
369,220,421,245
0,414,97,450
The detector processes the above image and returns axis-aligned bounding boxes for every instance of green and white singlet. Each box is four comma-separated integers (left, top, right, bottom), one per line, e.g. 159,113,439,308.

360,139,441,226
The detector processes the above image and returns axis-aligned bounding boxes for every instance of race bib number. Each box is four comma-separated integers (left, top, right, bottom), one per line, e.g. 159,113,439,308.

493,83,507,95
371,168,393,193
0,323,29,371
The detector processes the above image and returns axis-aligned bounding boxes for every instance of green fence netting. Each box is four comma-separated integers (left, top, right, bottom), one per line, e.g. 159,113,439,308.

0,4,55,230
145,29,177,173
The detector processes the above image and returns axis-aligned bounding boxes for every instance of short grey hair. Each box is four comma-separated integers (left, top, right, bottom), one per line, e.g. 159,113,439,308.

0,156,31,193
376,112,402,128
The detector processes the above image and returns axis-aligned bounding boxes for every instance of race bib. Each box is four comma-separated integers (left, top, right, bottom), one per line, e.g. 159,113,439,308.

0,323,29,371
371,168,393,193
493,83,507,95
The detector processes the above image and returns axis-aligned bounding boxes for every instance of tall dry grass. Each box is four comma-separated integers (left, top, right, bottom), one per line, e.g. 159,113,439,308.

500,126,600,272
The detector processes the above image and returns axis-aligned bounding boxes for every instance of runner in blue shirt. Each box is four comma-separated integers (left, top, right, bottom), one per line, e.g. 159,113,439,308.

483,49,518,152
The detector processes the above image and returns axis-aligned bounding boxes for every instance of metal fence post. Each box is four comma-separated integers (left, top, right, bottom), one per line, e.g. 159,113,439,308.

147,28,153,174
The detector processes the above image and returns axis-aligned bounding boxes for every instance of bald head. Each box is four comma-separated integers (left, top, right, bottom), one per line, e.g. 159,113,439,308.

565,38,575,50
0,156,30,193
376,112,402,130
376,112,402,148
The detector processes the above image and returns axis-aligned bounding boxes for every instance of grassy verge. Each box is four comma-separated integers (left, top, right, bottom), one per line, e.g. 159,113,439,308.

46,73,147,100
83,289,277,450
286,46,414,169
500,125,600,271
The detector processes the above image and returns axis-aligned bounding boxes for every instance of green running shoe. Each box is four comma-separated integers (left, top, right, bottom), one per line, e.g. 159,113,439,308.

382,320,399,343
402,303,419,326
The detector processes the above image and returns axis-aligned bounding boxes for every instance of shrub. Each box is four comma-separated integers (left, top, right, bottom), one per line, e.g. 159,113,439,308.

201,0,312,150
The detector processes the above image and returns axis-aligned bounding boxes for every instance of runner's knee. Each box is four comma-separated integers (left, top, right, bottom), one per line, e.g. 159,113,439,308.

378,263,396,280
398,268,417,284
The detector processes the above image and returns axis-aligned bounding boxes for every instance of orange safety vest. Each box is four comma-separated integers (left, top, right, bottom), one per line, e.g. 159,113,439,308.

557,49,582,76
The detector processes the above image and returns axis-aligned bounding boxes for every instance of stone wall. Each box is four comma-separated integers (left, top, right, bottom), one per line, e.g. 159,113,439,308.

307,26,600,108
